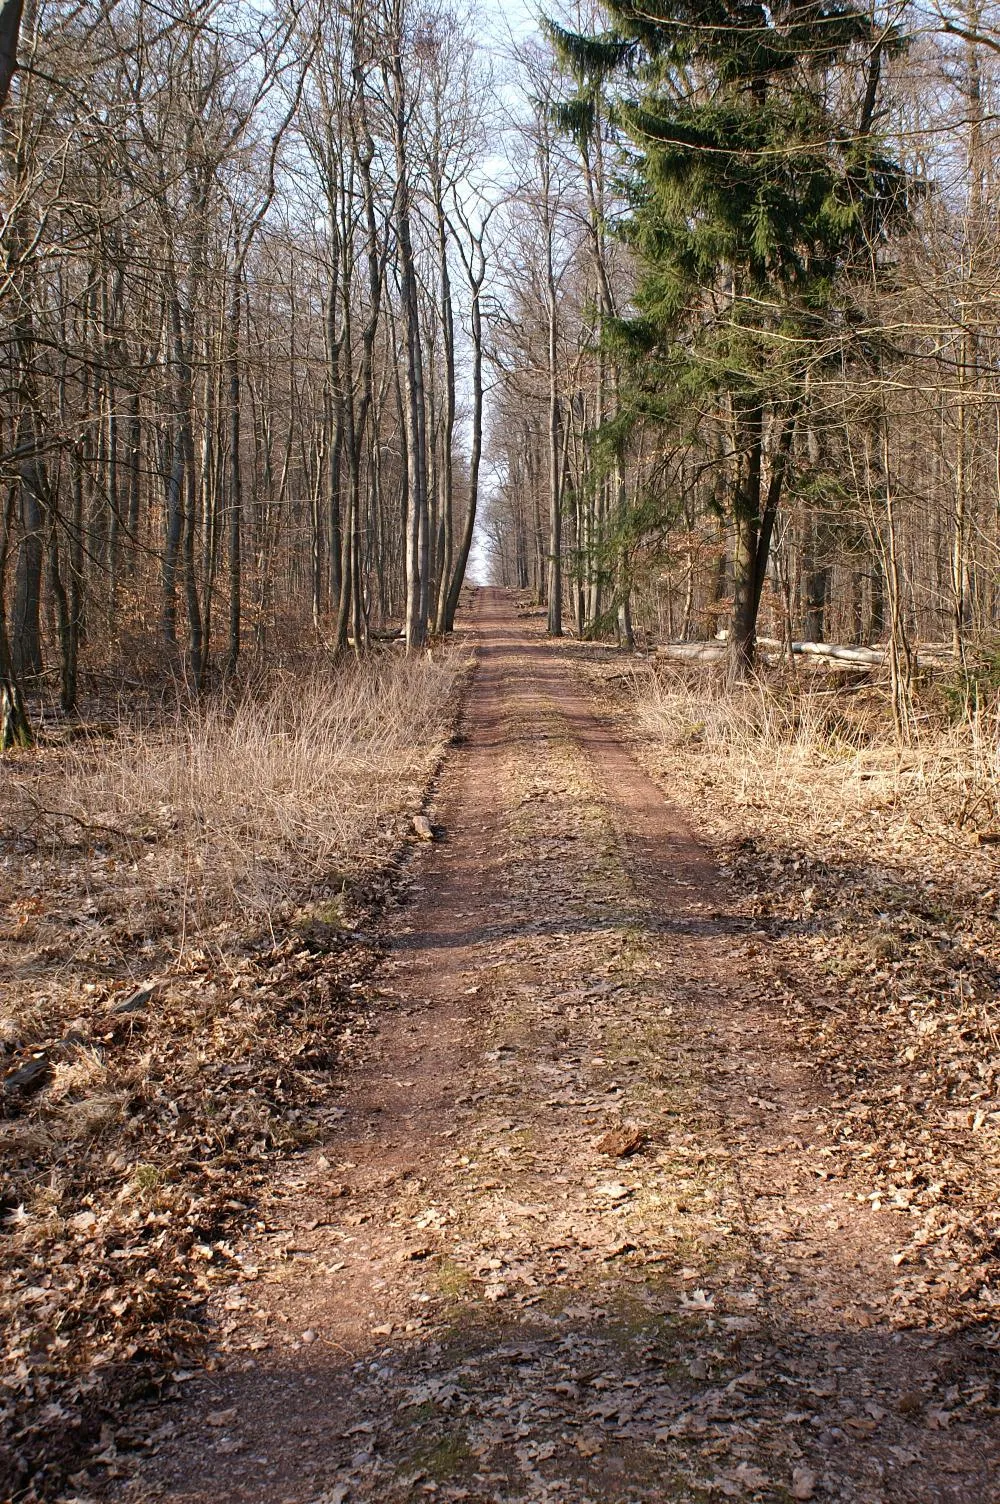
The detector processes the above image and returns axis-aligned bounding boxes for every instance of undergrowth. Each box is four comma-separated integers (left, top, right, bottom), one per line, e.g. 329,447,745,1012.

5,652,462,939
632,664,1000,838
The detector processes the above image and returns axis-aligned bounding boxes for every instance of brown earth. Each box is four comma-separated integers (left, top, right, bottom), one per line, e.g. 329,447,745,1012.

104,588,998,1504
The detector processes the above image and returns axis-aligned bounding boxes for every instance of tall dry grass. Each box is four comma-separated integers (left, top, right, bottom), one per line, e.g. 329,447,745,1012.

631,664,1000,836
8,651,463,937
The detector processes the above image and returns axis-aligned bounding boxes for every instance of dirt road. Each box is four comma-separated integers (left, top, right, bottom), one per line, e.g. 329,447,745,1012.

121,589,999,1504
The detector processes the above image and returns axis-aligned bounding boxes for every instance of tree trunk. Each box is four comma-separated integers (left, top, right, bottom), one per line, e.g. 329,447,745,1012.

125,386,142,562
546,265,562,636
802,510,828,643
728,401,764,676
12,449,44,678
48,508,77,712
0,487,31,748
181,417,204,684
326,274,344,611
730,402,797,677
0,677,31,747
433,187,456,634
225,268,243,679
0,0,23,111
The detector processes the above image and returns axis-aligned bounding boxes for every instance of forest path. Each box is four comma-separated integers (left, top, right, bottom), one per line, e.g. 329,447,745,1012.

122,589,997,1504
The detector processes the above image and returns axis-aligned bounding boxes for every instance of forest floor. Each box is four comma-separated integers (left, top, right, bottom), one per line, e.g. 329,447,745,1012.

67,586,999,1504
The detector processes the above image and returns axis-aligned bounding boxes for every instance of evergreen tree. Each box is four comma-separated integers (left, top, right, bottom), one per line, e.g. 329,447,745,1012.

547,0,909,671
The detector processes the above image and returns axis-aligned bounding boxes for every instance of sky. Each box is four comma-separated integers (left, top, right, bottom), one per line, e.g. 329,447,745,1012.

483,0,542,48
461,1,543,583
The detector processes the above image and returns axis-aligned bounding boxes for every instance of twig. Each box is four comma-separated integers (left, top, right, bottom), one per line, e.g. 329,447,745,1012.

178,854,191,966
18,789,139,847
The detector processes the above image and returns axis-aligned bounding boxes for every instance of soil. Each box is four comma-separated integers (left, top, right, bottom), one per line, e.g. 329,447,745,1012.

106,589,999,1504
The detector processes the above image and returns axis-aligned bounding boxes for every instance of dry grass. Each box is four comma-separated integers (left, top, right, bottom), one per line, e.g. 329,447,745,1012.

631,663,1000,840
6,650,462,942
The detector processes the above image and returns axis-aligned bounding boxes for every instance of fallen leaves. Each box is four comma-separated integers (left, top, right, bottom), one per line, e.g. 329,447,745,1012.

0,684,461,1498
204,1408,237,1428
712,1462,770,1497
611,663,1000,1341
679,1288,715,1312
24,618,999,1504
2,1051,51,1099
844,1415,879,1438
595,1125,646,1158
594,1182,632,1203
791,1464,817,1499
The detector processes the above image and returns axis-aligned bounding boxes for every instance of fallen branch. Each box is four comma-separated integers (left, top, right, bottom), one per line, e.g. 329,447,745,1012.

15,789,139,847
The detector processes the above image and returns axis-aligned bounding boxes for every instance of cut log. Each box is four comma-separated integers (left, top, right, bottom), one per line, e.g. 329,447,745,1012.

794,642,885,664
656,638,958,670
654,642,727,662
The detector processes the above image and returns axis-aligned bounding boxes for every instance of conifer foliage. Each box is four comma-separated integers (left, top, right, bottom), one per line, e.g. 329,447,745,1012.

548,0,910,672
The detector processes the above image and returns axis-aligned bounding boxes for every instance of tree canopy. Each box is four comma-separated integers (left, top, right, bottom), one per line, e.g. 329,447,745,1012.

546,0,911,670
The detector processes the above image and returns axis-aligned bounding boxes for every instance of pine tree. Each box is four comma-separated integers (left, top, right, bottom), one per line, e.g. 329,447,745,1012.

547,0,909,672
